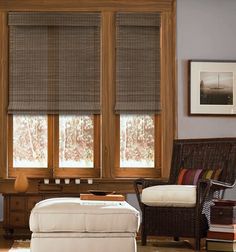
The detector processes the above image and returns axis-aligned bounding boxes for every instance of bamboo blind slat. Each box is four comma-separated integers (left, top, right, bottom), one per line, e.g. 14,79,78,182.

116,13,161,26
8,12,100,114
8,12,100,26
115,13,161,114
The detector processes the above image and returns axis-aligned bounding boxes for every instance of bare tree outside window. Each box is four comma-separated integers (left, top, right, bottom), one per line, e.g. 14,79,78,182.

120,115,155,168
59,115,94,168
13,115,48,168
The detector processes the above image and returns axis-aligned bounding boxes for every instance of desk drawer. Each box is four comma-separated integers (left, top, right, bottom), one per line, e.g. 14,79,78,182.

10,212,26,227
27,196,43,210
10,197,25,211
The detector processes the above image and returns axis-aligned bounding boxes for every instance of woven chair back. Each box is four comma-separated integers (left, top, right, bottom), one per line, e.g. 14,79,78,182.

169,139,236,185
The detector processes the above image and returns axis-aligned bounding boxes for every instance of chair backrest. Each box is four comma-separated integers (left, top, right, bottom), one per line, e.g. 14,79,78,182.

169,138,236,185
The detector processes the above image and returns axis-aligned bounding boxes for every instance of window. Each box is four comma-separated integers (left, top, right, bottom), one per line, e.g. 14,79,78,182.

9,114,100,178
53,115,100,178
114,13,161,177
59,115,94,168
0,1,176,186
120,115,155,168
114,114,161,177
8,115,51,177
7,12,101,178
13,115,48,168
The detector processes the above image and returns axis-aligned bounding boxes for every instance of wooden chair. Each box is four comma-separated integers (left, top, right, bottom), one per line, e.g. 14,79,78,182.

134,138,236,251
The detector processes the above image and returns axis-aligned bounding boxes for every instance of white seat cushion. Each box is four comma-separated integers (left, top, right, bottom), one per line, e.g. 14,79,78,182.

30,198,140,233
141,185,196,207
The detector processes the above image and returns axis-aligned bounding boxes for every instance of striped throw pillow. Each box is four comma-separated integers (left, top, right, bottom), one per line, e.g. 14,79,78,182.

177,168,222,185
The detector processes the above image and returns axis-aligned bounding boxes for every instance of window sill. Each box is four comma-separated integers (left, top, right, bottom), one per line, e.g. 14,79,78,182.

0,177,167,194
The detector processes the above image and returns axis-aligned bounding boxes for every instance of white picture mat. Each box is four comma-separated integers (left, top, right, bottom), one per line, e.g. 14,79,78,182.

190,61,236,114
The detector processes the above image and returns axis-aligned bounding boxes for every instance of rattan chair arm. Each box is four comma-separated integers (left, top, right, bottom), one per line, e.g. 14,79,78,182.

133,179,144,207
198,179,235,191
208,179,236,190
197,179,236,211
196,179,215,212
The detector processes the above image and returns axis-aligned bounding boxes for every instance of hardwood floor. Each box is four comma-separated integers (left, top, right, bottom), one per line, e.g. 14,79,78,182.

0,238,13,252
0,226,12,251
136,239,205,251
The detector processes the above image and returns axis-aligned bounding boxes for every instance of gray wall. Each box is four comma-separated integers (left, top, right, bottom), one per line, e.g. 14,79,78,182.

177,0,236,139
0,0,236,220
177,0,236,200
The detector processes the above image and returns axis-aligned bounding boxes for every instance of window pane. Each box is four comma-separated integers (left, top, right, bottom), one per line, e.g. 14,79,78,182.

120,115,154,168
59,115,94,168
13,115,48,168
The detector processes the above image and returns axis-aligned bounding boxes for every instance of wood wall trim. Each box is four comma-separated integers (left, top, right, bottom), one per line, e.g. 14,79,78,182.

0,12,8,179
160,8,176,178
0,0,174,12
173,0,178,139
0,178,159,193
101,11,116,178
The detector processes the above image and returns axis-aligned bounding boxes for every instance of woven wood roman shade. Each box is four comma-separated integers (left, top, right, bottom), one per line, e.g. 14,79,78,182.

8,12,101,114
115,13,161,114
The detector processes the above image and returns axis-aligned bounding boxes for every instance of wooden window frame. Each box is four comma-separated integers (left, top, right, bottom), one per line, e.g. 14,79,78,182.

0,0,176,186
8,114,100,178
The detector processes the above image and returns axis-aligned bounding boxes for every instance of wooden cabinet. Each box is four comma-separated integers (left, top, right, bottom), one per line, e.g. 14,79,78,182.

3,193,79,238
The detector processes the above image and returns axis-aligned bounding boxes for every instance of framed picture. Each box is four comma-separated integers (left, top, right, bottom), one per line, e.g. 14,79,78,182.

190,60,236,115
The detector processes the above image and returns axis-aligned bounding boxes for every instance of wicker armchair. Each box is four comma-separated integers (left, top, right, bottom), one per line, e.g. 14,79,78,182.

134,138,236,251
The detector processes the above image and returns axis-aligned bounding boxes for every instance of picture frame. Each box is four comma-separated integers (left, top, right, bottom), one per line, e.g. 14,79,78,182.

189,60,236,115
